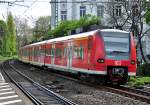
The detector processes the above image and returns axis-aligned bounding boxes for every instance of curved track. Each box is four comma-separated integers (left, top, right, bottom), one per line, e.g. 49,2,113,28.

1,60,78,105
5,60,150,104
18,62,150,104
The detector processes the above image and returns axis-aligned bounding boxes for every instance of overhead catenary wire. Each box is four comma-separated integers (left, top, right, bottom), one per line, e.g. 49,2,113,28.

22,0,39,15
0,0,28,7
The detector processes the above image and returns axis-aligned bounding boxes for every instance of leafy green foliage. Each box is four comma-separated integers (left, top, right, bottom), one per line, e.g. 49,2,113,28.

143,0,150,24
14,17,33,46
0,55,18,61
7,12,17,55
48,14,101,38
144,7,150,23
0,20,10,56
33,16,51,41
0,12,17,57
128,77,150,87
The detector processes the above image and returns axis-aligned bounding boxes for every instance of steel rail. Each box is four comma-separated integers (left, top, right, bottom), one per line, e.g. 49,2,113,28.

15,60,150,104
2,61,78,105
103,86,150,104
34,66,150,103
119,86,150,96
1,62,43,105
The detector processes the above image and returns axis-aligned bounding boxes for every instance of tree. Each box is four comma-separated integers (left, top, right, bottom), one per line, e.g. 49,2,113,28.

0,20,10,56
7,12,17,55
14,17,33,47
48,14,100,38
104,0,150,63
33,16,51,41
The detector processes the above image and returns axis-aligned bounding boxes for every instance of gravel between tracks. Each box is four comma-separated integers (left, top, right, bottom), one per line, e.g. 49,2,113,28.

11,60,150,105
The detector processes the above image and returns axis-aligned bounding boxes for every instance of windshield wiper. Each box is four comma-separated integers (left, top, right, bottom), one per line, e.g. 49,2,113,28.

108,51,127,54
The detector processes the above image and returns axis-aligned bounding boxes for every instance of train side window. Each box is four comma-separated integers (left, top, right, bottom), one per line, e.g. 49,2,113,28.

37,48,39,56
34,47,36,57
35,47,38,56
74,46,84,59
64,48,67,57
32,48,34,56
55,48,62,58
46,48,49,56
40,48,45,56
80,47,84,59
50,48,54,57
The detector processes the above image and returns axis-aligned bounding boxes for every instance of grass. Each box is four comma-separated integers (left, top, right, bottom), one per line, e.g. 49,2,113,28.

128,76,150,87
0,55,18,61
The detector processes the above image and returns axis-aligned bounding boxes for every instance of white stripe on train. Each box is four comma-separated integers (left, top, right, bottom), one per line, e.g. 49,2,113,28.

25,60,136,76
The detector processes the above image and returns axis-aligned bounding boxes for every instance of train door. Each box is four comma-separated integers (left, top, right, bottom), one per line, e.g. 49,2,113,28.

67,40,73,69
38,45,40,63
29,47,32,62
51,43,55,66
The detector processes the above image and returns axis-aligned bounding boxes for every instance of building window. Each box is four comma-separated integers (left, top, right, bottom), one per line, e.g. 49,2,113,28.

61,3,67,10
80,6,86,17
61,11,67,21
115,5,122,16
97,5,104,17
132,4,138,16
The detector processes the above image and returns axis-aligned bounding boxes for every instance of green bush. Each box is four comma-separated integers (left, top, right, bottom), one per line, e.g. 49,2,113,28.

48,14,101,38
128,77,150,87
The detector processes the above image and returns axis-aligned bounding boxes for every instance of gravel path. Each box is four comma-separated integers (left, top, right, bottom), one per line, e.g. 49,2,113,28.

11,60,150,105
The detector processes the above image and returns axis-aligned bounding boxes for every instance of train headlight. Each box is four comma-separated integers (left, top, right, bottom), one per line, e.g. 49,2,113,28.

131,60,135,65
97,58,105,63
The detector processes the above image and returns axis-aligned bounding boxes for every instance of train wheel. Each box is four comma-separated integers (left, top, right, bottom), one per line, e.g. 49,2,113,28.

77,73,90,82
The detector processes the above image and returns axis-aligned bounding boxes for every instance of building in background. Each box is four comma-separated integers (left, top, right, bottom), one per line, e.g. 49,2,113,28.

50,0,150,61
50,0,133,30
141,24,150,61
51,0,111,29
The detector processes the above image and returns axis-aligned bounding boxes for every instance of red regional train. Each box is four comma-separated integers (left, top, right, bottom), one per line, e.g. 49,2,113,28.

19,29,136,85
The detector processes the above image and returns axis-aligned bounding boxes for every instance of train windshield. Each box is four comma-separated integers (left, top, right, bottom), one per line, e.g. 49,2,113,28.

101,31,130,60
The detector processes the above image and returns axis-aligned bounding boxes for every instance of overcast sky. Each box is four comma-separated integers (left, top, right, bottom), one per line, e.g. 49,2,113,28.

0,0,51,22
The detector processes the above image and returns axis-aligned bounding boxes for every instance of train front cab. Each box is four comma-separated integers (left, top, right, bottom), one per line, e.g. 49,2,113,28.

100,30,136,85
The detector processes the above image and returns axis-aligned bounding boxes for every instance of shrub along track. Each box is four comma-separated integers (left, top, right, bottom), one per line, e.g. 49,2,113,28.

10,60,150,105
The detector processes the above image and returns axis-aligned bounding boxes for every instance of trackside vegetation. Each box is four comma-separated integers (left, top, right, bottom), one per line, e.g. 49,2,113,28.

48,14,101,38
0,12,17,59
128,77,150,87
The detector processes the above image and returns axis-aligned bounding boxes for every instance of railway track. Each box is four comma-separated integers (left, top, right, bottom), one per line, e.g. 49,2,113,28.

103,86,150,104
1,60,78,105
10,60,150,104
56,73,150,104
29,65,150,104
52,73,150,104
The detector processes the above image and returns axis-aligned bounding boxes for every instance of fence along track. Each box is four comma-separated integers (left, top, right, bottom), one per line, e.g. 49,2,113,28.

2,60,77,105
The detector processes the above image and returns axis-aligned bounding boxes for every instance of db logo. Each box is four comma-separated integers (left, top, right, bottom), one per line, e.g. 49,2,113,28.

115,61,121,65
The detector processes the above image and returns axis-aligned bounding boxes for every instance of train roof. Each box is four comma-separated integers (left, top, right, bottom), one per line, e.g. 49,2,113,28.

22,29,129,48
46,30,98,43
22,30,98,48
100,29,129,33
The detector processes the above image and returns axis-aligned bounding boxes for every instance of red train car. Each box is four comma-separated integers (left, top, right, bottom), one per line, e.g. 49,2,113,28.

19,29,136,85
